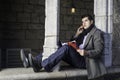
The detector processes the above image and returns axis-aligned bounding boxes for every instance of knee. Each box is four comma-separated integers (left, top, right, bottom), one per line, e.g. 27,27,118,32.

61,45,69,50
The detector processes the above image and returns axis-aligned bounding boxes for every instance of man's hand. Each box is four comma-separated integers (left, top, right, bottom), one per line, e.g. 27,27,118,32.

75,26,84,37
77,49,87,56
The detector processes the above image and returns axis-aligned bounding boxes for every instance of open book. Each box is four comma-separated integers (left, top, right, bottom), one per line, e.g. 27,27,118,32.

68,41,79,50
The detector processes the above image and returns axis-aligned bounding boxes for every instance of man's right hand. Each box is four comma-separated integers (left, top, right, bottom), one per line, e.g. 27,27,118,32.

75,26,84,37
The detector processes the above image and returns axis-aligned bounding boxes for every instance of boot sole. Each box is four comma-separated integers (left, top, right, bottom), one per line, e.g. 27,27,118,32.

28,54,40,72
20,49,29,68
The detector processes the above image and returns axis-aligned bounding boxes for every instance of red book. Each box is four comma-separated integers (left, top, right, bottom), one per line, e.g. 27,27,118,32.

68,42,79,50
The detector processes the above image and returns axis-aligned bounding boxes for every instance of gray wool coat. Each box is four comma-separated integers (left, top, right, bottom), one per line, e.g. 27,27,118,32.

83,26,107,79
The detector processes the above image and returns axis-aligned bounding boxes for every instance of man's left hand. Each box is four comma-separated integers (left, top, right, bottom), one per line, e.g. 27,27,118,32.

77,49,87,56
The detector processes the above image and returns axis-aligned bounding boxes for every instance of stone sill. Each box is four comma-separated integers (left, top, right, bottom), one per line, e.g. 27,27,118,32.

0,67,120,80
0,67,87,80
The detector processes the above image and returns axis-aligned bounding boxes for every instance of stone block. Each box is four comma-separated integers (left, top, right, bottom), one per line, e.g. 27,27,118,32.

31,13,40,23
60,0,71,8
14,0,29,4
29,0,44,5
60,8,67,14
4,40,43,49
40,15,45,24
38,0,45,5
0,49,2,70
85,2,93,9
112,48,120,66
34,6,45,13
74,16,82,25
74,1,85,8
60,25,68,30
1,30,25,39
63,16,73,25
11,4,24,12
17,13,31,23
0,23,28,30
59,31,67,40
28,23,44,30
4,13,17,22
23,5,34,13
26,30,44,39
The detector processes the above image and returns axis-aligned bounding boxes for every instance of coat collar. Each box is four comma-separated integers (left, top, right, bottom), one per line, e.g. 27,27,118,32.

83,26,97,48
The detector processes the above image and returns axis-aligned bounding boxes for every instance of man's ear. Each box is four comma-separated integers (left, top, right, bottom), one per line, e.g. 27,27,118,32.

91,20,93,24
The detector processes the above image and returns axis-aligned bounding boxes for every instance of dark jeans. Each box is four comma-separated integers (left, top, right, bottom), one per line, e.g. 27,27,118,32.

35,45,86,72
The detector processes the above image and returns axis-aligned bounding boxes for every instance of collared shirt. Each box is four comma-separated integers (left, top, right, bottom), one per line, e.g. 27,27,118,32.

79,33,89,49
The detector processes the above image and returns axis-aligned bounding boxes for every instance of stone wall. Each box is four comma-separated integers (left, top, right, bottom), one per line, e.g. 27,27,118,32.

0,0,94,68
112,0,120,66
0,0,45,67
60,0,94,42
0,49,1,70
0,0,45,52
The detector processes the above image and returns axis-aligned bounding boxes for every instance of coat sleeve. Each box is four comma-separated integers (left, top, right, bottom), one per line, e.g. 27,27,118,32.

85,30,104,58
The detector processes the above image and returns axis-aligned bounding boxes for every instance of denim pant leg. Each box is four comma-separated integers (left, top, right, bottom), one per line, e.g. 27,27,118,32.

41,45,86,72
62,46,86,69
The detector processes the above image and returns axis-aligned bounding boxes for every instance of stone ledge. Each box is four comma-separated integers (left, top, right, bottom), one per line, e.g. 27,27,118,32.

0,68,87,80
0,67,120,80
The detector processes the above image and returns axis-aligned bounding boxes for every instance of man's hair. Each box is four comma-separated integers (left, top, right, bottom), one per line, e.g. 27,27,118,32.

81,14,94,21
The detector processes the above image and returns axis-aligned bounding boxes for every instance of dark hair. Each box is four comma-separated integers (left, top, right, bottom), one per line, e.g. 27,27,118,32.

81,14,94,21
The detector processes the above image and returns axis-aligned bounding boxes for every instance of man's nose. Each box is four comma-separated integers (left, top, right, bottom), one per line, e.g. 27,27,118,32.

82,23,85,26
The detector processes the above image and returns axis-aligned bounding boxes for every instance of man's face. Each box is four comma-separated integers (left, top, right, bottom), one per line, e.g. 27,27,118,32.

82,17,93,29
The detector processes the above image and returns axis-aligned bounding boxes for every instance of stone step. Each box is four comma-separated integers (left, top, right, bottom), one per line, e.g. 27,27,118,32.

0,67,120,80
0,68,87,80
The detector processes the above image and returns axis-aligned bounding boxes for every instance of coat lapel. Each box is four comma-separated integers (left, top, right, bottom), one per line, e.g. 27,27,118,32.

83,27,97,48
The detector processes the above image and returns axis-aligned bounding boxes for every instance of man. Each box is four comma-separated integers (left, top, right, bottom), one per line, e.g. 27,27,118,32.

20,14,107,79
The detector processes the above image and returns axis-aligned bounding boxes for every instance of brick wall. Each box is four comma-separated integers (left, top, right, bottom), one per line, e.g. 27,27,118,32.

112,0,120,66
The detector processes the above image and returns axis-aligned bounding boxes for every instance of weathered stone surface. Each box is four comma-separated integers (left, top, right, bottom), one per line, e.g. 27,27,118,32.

0,49,2,70
113,0,120,66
